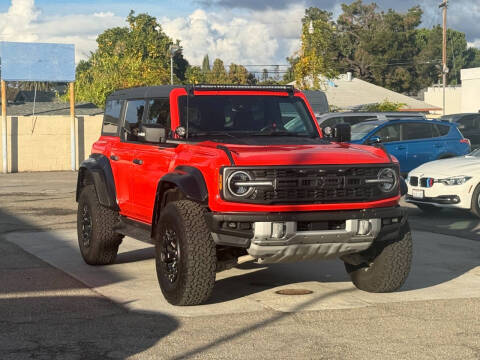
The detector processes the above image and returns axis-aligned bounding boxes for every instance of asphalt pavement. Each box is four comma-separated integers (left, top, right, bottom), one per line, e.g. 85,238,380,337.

1,172,480,359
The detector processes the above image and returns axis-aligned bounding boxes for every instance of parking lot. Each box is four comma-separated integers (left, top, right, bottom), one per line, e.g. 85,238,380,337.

1,172,480,359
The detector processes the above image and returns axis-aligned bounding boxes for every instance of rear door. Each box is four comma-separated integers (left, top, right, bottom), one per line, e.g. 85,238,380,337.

401,122,436,172
110,99,146,217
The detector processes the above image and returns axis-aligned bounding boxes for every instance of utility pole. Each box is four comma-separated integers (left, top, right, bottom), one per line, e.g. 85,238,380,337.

439,0,448,116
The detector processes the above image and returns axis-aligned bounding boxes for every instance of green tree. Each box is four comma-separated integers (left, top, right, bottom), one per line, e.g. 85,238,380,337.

294,7,339,90
75,11,188,107
207,58,229,84
363,100,406,112
201,54,211,73
185,66,206,84
227,63,255,84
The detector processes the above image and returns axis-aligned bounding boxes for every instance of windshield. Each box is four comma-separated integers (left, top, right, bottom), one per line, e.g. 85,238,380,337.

178,95,318,138
351,122,380,141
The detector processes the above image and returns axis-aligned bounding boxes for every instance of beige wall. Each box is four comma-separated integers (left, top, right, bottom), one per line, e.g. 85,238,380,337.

0,115,103,172
461,68,480,113
424,86,462,115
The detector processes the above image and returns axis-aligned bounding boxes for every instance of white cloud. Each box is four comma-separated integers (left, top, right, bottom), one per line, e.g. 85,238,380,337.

161,5,305,72
0,0,124,62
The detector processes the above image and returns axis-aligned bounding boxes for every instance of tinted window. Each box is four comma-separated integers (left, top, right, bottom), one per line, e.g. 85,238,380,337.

123,100,146,141
373,124,401,143
146,98,170,128
178,95,316,136
321,117,342,128
351,122,380,141
402,123,433,140
458,116,475,130
435,124,450,136
102,100,123,135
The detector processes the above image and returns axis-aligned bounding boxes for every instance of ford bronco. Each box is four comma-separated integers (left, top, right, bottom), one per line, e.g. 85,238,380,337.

76,85,412,306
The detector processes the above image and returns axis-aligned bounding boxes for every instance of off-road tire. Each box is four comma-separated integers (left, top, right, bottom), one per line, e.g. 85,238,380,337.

470,184,480,218
416,203,442,213
77,184,123,265
155,200,216,306
344,222,412,293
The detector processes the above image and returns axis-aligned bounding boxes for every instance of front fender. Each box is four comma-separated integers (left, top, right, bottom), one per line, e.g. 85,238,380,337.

151,166,208,237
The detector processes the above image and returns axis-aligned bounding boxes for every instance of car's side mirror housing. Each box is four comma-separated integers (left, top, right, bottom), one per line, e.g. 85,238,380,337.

333,123,351,143
366,136,382,145
138,125,167,143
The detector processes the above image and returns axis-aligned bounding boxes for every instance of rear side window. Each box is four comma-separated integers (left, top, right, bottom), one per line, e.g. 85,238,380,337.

435,124,450,136
123,100,146,142
102,100,123,135
457,116,476,130
402,123,434,140
146,98,170,128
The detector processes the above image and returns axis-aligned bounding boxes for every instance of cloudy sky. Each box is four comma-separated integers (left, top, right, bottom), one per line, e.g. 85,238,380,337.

0,0,479,72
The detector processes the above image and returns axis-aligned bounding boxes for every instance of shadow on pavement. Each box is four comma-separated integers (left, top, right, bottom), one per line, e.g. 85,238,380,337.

0,209,178,359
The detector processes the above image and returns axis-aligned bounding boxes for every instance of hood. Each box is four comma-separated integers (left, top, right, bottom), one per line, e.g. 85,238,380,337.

199,141,392,166
410,156,480,177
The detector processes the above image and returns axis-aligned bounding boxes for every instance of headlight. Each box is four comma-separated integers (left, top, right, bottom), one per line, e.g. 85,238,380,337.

227,171,255,197
377,168,398,193
438,176,472,186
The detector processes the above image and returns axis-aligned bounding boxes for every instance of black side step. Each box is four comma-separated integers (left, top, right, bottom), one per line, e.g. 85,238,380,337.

114,216,152,243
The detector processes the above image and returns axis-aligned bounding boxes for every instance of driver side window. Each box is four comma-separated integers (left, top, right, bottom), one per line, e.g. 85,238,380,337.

373,124,400,143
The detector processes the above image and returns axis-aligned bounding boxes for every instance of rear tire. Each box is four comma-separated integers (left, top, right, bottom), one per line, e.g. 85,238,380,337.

77,185,123,265
154,200,216,306
345,222,412,293
470,184,480,218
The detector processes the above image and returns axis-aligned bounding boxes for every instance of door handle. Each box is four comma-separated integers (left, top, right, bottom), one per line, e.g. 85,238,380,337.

110,155,119,161
434,144,443,148
396,146,407,150
133,159,143,165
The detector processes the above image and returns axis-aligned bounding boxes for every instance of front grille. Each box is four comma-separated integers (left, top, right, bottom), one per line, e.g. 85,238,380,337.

410,176,419,186
224,165,398,205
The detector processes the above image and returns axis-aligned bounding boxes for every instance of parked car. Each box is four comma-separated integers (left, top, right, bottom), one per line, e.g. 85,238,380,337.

302,90,329,116
349,119,471,174
317,112,426,129
405,148,480,216
76,84,412,306
439,113,480,149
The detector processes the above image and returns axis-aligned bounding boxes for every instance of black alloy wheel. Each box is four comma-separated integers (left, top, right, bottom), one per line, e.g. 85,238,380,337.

160,227,180,284
80,204,92,248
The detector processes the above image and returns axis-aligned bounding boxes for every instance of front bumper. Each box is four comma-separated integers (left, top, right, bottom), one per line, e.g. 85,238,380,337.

205,207,406,263
406,180,472,209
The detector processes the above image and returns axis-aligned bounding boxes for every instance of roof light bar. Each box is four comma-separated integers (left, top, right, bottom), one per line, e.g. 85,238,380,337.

191,84,295,92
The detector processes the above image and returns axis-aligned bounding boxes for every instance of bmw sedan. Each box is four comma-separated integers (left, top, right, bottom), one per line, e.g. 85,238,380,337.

405,148,480,216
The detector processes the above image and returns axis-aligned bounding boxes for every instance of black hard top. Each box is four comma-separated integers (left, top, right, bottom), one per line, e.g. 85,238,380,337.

107,85,183,101
107,84,296,101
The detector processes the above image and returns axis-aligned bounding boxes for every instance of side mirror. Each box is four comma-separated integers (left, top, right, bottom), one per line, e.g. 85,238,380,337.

366,136,382,145
138,125,166,143
333,123,351,143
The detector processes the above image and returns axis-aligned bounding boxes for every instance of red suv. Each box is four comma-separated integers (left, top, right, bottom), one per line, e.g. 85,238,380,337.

76,85,412,305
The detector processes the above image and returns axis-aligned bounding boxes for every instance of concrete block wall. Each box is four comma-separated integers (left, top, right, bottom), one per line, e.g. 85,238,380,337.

0,115,103,172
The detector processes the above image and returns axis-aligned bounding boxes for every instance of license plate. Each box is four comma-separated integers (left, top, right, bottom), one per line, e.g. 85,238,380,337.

412,189,424,199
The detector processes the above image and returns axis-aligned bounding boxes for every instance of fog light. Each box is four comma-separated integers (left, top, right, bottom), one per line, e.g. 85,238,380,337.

271,222,286,239
357,220,371,236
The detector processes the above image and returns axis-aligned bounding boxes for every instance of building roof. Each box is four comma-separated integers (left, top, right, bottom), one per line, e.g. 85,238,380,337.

1,101,103,116
290,74,441,112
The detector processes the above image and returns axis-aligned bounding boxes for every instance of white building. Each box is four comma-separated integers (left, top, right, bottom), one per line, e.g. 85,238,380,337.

424,67,480,115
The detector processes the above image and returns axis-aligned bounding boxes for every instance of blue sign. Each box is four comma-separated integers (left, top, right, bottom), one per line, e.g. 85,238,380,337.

0,42,75,82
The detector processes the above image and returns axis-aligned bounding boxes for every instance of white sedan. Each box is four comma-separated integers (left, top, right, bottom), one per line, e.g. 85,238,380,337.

406,148,480,217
